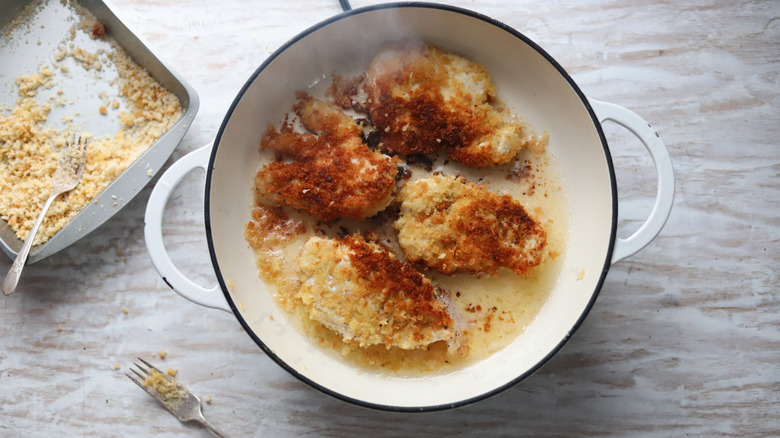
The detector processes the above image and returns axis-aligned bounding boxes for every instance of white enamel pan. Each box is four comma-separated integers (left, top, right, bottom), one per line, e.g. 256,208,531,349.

144,3,674,411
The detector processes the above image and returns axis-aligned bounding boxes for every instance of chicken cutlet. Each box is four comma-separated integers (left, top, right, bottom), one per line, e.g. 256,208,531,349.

296,234,465,354
255,93,400,222
394,175,547,276
363,41,546,168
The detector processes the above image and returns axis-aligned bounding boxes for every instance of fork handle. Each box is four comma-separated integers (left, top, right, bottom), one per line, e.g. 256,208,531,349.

3,191,60,295
194,416,229,438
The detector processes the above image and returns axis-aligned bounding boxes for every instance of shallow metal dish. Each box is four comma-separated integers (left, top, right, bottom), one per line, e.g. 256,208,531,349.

0,0,198,263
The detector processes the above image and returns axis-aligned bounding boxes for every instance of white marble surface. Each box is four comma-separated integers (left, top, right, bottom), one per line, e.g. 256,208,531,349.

1,0,778,436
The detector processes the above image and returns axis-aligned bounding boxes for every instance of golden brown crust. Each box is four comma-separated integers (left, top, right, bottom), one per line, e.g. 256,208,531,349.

255,94,400,222
365,41,546,167
296,234,461,351
343,235,453,338
394,175,547,276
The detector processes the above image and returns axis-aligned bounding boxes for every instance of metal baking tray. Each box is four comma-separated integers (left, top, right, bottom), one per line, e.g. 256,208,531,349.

0,0,199,263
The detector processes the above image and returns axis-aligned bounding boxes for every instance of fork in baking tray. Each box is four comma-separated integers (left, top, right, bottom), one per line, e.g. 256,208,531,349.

0,0,198,264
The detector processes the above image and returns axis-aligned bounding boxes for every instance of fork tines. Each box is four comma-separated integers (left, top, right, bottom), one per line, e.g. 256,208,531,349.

126,357,185,411
125,357,181,408
125,358,228,437
127,357,157,384
55,133,89,181
127,358,159,392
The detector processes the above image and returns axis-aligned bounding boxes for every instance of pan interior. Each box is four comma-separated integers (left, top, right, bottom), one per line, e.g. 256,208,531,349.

208,5,614,410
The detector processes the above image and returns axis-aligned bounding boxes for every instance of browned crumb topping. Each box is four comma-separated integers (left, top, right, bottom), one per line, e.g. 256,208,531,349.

256,93,399,222
364,41,547,168
297,234,463,353
343,235,454,340
395,175,547,276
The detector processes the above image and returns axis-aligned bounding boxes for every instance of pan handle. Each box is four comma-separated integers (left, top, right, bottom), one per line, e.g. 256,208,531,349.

590,99,675,264
144,144,230,312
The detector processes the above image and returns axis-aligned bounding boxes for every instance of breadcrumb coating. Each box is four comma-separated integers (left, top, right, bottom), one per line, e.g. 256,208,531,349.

296,234,464,353
255,94,400,222
365,41,547,168
394,175,547,276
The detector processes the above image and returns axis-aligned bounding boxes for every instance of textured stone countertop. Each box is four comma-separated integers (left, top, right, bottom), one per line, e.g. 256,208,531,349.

1,0,778,436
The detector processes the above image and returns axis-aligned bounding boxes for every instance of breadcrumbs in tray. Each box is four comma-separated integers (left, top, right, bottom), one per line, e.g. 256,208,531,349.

0,1,182,246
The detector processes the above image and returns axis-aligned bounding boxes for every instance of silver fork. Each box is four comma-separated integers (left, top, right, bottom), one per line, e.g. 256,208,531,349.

2,134,88,295
127,358,228,437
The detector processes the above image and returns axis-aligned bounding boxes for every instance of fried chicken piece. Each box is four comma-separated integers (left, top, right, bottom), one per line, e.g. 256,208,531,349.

296,234,465,353
256,94,400,222
394,175,547,276
364,41,546,168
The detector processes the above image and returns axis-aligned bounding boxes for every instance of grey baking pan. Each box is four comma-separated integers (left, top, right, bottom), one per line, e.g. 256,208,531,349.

0,0,199,263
